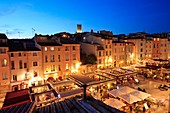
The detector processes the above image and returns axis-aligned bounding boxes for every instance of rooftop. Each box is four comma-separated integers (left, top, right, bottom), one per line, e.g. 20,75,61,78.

0,33,8,39
36,96,124,113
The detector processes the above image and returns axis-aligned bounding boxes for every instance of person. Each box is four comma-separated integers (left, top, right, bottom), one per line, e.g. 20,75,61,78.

143,106,146,112
130,106,132,112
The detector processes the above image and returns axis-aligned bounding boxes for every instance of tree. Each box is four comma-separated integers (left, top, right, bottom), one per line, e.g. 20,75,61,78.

86,54,97,64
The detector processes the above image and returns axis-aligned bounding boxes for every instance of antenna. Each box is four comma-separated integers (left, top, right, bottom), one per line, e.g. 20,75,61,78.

32,28,36,35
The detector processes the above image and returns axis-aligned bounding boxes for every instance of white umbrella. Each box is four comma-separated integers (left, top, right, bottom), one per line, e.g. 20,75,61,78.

119,94,142,104
118,86,136,94
104,98,126,109
130,91,151,100
108,89,125,97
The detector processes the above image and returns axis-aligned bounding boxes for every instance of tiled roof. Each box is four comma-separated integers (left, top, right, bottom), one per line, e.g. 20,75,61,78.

38,42,62,46
0,102,35,113
97,46,104,50
36,96,124,113
2,89,31,110
8,39,41,52
60,37,79,44
0,33,8,39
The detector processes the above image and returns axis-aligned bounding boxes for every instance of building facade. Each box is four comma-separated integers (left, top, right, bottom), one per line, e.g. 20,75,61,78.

0,34,10,98
35,34,80,81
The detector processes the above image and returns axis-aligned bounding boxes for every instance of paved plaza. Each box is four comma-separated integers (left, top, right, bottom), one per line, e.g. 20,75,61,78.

134,78,169,113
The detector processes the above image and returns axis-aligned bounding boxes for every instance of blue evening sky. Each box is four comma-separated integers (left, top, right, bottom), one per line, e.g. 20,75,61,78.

0,0,170,38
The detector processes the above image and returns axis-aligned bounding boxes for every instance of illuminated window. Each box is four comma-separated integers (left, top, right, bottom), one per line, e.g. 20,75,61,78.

44,47,47,51
65,54,69,61
66,64,69,70
2,72,7,80
11,61,15,69
50,47,54,51
73,54,76,60
2,59,7,67
51,65,55,71
50,55,55,62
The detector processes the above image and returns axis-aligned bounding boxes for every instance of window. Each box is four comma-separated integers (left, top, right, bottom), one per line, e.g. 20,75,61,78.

73,54,76,60
25,73,27,79
2,72,7,80
141,48,143,52
0,48,6,54
45,56,48,62
114,56,116,60
11,61,15,69
140,54,142,58
50,55,55,62
99,51,101,57
19,60,22,69
140,43,143,46
65,54,69,61
2,59,7,67
105,45,107,48
11,53,14,57
99,59,102,64
58,55,61,62
13,75,17,81
109,45,111,48
73,46,76,50
58,48,60,51
106,51,108,56
51,65,55,71
58,65,61,71
33,52,37,56
33,62,38,66
24,53,26,56
19,53,22,56
164,49,166,52
44,47,47,51
34,71,38,77
65,46,69,51
50,47,54,51
24,63,27,68
66,64,69,70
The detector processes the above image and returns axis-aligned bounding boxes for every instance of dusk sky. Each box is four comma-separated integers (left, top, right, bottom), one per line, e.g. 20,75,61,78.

0,0,170,38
